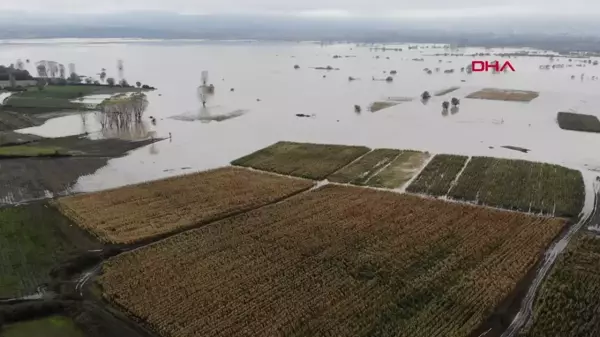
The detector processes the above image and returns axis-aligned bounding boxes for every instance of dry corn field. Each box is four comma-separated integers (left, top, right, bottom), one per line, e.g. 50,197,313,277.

100,185,565,337
54,167,313,244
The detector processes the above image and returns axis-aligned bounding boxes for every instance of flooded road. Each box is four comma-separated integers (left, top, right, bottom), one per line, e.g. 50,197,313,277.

1,39,600,192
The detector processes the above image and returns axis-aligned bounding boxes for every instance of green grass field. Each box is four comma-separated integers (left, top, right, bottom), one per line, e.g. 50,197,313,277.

367,151,431,189
0,145,65,157
2,316,84,337
4,97,84,111
232,141,371,180
0,204,93,298
327,148,401,184
17,85,140,99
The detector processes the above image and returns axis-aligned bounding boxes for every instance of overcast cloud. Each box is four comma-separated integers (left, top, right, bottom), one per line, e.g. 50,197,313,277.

0,0,594,17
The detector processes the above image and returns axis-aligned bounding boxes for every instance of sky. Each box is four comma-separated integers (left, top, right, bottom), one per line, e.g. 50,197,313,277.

0,0,594,18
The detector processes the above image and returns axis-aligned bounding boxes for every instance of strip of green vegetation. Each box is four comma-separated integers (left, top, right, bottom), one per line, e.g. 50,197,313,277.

2,316,84,337
367,151,432,189
449,157,584,217
522,234,600,337
369,101,399,112
0,204,84,298
557,112,600,133
231,141,371,180
327,149,401,184
406,154,468,196
0,145,65,157
4,97,85,110
18,85,141,99
434,86,460,96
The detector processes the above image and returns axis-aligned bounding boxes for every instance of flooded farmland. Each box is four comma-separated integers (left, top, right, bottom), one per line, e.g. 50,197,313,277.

2,39,600,193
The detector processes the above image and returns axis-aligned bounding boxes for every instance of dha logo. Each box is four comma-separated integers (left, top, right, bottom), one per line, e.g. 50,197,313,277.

471,60,515,72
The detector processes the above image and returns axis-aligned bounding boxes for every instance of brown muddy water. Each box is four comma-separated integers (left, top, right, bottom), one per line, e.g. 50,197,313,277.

1,39,600,195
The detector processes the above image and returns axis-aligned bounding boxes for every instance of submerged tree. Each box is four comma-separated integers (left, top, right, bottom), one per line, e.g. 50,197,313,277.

59,64,66,79
69,72,81,83
36,62,47,78
96,92,149,131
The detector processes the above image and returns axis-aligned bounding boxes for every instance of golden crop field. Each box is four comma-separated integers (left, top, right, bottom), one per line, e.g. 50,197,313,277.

54,167,313,244
100,185,564,337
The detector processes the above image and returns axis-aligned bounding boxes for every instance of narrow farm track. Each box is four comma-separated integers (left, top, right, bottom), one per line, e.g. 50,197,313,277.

500,176,600,337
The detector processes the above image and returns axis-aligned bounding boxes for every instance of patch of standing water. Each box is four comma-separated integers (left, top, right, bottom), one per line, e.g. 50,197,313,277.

4,41,600,192
0,92,12,105
70,94,112,105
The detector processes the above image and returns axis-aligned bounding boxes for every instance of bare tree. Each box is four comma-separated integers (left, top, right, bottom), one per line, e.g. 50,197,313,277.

69,72,81,83
36,62,48,78
8,73,16,88
96,93,149,132
36,78,46,91
48,61,59,78
100,70,107,82
117,59,124,81
59,64,66,79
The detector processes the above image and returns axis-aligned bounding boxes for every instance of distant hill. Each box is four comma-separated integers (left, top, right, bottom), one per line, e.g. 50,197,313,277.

1,12,600,52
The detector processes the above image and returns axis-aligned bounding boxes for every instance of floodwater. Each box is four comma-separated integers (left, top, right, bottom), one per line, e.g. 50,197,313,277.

2,39,600,193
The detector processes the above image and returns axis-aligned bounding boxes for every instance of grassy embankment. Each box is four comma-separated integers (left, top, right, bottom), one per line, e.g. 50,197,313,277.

0,204,95,298
2,316,84,337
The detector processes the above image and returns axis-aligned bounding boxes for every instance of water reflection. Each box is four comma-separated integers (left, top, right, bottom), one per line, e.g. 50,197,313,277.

8,40,600,193
149,143,159,155
441,108,449,117
99,120,152,140
450,107,459,115
171,105,248,123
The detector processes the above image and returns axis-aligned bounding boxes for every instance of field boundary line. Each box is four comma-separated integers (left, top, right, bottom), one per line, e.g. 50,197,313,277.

118,181,316,253
362,151,403,185
397,152,434,193
326,148,375,179
447,155,472,197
